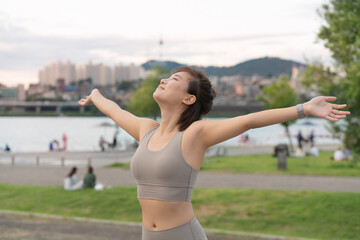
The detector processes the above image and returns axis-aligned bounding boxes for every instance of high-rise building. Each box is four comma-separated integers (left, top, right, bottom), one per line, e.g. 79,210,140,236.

17,84,26,101
101,65,112,85
129,63,137,80
65,61,76,85
112,63,129,83
39,61,77,86
76,65,86,80
39,61,145,86
84,61,102,85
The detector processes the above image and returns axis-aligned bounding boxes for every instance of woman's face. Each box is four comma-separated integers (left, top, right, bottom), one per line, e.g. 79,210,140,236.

153,71,195,106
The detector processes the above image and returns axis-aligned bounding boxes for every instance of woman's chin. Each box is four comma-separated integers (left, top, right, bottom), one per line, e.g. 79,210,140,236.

153,92,162,102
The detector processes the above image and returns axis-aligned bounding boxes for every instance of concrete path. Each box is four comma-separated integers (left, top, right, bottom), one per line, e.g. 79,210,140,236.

0,165,359,192
0,213,253,240
0,145,359,193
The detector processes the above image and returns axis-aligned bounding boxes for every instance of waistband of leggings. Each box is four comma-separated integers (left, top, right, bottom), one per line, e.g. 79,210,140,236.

142,216,197,233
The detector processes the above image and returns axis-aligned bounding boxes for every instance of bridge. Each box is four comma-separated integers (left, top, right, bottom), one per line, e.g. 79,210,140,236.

0,101,85,114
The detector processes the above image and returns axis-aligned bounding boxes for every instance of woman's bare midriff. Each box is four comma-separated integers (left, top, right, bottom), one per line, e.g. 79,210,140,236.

139,198,195,231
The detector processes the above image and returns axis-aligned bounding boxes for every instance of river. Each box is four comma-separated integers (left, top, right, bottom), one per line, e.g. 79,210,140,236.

0,116,341,153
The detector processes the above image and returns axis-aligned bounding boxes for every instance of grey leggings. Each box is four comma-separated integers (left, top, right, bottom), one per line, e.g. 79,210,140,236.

142,216,208,240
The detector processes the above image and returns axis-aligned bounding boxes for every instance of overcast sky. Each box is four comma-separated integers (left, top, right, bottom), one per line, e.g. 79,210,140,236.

0,0,332,87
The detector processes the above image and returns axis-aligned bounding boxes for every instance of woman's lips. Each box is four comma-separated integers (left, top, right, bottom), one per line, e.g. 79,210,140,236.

158,86,165,90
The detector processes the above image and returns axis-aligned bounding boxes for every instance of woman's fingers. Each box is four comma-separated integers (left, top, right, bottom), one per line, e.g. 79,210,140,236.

325,96,337,102
325,115,339,122
332,109,351,115
78,99,87,105
329,113,346,119
332,103,347,109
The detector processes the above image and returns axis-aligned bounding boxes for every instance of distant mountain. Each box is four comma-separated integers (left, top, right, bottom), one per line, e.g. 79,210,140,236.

142,60,183,72
141,57,306,77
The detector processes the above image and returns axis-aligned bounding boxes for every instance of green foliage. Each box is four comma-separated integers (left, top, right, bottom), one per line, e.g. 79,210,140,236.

77,77,93,85
318,0,360,66
4,106,12,112
300,61,340,96
127,67,170,118
258,75,298,151
300,62,344,142
258,75,297,109
317,0,360,155
117,80,138,91
26,97,65,102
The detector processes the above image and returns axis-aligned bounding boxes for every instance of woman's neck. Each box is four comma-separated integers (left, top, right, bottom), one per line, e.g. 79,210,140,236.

158,108,182,135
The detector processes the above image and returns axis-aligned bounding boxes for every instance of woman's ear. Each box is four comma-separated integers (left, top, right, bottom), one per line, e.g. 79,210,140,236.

182,95,196,105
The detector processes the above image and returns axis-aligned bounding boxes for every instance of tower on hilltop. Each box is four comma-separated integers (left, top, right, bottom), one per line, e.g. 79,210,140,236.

159,35,164,60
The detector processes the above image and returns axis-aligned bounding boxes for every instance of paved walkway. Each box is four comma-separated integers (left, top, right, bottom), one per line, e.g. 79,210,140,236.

0,212,254,240
0,165,359,192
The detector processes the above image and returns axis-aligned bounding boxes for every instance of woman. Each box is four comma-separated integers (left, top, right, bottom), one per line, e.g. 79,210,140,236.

64,167,78,190
78,66,349,240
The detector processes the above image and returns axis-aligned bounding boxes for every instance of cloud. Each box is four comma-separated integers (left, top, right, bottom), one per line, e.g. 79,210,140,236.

0,23,155,70
0,42,18,51
0,69,37,88
0,16,331,85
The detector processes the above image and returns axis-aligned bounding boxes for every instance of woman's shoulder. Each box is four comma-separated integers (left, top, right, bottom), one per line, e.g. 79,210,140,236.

184,120,206,136
139,121,160,142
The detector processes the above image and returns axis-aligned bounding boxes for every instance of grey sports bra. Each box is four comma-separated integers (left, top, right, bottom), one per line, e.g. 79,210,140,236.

130,125,199,202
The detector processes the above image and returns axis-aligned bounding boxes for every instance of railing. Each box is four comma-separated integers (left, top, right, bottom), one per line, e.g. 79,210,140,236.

3,154,92,167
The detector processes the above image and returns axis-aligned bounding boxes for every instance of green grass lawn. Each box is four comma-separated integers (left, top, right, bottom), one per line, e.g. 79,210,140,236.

200,151,360,176
106,151,360,177
0,184,359,240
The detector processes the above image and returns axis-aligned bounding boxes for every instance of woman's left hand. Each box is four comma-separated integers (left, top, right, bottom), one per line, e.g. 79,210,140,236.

303,96,350,121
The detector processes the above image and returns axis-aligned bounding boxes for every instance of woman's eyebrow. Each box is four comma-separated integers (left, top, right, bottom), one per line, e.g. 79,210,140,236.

173,74,183,79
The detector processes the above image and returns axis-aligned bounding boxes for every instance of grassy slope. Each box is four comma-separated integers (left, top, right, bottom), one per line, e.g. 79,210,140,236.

0,184,359,240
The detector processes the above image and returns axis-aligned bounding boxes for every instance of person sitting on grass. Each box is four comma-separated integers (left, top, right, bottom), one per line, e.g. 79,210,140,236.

83,166,97,189
333,147,345,161
64,167,78,190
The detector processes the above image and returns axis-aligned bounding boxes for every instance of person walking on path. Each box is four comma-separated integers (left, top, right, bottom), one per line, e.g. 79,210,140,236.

79,66,350,240
297,130,304,150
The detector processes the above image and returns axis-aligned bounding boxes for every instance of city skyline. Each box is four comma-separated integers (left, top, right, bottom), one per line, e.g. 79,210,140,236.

0,0,331,88
38,61,145,87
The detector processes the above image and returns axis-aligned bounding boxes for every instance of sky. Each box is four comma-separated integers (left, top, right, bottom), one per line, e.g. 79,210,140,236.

0,0,332,88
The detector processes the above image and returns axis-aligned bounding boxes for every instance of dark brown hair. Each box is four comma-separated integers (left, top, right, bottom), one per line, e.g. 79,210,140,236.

67,167,77,177
173,66,217,131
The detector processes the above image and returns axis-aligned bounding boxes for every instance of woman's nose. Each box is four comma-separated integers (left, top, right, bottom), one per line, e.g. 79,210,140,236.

160,79,166,85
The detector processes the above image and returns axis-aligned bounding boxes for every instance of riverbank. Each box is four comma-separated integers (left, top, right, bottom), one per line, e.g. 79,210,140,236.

0,144,339,167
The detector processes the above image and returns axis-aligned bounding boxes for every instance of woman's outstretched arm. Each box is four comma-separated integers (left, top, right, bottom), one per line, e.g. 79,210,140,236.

197,96,350,149
78,89,158,141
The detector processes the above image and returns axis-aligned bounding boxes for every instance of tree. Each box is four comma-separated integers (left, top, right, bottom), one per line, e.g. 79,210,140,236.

258,75,298,152
127,67,170,118
317,0,360,155
300,61,344,142
300,61,340,96
117,81,138,91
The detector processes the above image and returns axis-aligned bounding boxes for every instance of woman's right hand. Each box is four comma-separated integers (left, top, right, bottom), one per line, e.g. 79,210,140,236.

78,89,99,106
